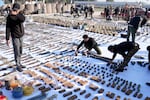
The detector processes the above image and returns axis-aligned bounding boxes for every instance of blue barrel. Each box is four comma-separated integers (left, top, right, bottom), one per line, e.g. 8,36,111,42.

12,87,23,98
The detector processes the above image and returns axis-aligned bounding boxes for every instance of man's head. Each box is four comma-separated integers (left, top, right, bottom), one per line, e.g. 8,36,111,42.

82,34,89,42
7,4,11,8
147,46,150,51
108,45,114,52
12,3,20,11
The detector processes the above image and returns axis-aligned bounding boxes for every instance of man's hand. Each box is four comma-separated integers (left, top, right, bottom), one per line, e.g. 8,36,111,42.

108,60,113,64
6,40,10,47
86,50,90,54
75,51,78,56
82,51,88,56
11,10,19,15
107,60,113,66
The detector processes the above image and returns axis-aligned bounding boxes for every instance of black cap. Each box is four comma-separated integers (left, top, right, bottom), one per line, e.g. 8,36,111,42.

12,3,20,11
82,34,88,39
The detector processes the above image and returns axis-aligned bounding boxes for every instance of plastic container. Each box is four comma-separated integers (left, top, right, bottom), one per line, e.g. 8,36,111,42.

0,95,7,100
23,86,34,96
10,80,19,89
12,87,23,98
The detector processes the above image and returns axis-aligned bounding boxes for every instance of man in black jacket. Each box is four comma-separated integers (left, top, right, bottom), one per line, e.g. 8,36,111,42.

88,6,94,19
75,35,101,56
127,14,141,43
108,41,138,64
147,46,150,70
146,46,150,86
147,46,150,64
84,6,88,18
127,13,147,43
6,3,25,72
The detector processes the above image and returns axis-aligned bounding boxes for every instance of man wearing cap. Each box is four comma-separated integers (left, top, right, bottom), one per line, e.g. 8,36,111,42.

6,3,25,72
75,34,101,56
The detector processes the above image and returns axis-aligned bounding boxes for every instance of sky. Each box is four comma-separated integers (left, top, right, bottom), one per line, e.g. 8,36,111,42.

96,0,150,4
0,0,4,6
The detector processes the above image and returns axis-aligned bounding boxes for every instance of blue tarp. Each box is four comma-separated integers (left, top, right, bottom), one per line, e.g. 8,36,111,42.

0,1,4,6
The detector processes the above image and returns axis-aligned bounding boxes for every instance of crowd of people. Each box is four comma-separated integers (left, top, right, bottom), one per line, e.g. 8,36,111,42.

70,5,94,19
103,4,150,21
0,2,150,22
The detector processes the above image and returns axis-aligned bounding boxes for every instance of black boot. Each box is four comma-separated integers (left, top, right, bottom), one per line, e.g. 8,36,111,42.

16,67,23,72
20,64,26,68
115,68,124,72
146,82,150,86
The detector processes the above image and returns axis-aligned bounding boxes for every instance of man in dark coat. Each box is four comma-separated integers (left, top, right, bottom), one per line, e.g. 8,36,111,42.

147,46,150,63
84,6,88,18
75,35,101,56
88,6,94,19
108,41,137,63
146,46,150,86
109,42,140,72
6,3,25,72
127,13,147,43
127,14,141,43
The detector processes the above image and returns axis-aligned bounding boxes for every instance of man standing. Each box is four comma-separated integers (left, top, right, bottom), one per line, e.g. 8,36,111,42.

84,6,88,18
127,14,148,43
127,13,141,43
6,3,25,72
75,34,101,56
146,46,150,86
147,46,150,64
88,6,94,19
